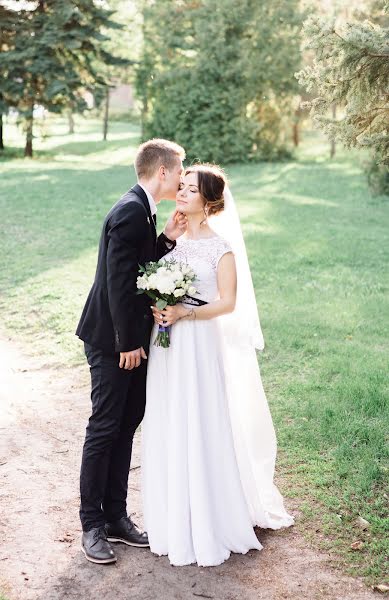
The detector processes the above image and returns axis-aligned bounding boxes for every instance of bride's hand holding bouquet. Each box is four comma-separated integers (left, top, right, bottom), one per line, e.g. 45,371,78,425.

151,303,195,328
137,260,197,348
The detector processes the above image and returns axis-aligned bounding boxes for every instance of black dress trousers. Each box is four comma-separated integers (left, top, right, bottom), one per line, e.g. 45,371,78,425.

79,343,147,531
76,186,174,532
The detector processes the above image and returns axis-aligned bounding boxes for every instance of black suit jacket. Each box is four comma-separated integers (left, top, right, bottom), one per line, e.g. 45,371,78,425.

76,184,175,353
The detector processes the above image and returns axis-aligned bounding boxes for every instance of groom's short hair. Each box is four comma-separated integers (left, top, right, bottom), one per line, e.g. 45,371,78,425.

135,138,185,179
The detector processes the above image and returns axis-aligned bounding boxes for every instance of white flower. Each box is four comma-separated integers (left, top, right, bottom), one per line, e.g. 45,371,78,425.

171,270,184,283
140,260,197,297
137,275,149,290
180,264,190,275
188,286,197,295
147,273,158,289
173,289,186,298
155,273,176,294
183,267,195,279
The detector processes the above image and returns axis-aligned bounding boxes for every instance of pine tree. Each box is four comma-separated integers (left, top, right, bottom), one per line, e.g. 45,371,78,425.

0,0,127,156
0,3,19,150
296,2,389,191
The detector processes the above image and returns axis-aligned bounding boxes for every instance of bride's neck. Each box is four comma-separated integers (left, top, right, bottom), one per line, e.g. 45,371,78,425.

185,214,211,239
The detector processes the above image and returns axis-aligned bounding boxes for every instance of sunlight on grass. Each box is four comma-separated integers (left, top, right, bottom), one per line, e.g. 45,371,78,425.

1,249,97,365
0,116,139,165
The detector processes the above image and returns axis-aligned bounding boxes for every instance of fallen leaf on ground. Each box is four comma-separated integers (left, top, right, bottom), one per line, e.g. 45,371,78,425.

56,533,74,543
372,584,389,593
355,516,370,529
350,540,364,550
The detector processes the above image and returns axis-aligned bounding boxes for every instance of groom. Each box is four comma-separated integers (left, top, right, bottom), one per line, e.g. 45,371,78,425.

76,138,186,564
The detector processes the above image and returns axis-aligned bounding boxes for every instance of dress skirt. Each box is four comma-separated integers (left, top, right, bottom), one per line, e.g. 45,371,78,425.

141,318,262,567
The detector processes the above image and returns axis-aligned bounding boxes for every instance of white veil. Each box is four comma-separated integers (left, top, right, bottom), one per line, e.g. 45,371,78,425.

209,187,294,529
209,187,264,351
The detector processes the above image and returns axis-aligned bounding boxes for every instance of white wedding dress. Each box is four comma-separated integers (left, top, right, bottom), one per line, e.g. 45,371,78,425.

141,234,294,567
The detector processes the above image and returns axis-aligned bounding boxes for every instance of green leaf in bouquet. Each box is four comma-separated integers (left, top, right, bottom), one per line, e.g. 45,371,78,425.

145,290,158,301
156,299,168,310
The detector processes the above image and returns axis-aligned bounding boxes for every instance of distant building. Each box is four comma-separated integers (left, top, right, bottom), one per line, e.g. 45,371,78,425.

109,84,135,115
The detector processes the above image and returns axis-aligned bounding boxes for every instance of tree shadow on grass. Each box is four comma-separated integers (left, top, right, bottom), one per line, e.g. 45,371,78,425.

229,158,366,206
0,163,138,293
0,153,379,303
1,136,139,162
0,121,140,162
0,147,25,162
47,131,140,158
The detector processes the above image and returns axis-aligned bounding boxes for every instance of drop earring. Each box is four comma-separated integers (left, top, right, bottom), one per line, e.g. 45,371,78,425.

201,204,209,226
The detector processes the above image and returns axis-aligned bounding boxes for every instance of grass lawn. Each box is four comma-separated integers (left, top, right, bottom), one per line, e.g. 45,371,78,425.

0,117,388,585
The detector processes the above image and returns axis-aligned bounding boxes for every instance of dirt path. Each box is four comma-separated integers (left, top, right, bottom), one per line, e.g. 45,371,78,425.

0,338,378,600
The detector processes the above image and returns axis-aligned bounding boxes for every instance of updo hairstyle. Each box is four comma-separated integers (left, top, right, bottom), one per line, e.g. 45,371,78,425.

184,163,227,217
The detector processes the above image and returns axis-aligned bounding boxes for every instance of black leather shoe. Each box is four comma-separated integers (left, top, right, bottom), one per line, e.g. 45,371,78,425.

81,526,117,564
105,516,149,547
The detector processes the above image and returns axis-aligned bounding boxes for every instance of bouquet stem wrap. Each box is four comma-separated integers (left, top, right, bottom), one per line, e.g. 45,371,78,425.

154,324,171,348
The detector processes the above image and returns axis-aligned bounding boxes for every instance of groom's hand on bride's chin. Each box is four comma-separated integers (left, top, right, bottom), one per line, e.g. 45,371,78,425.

164,210,188,240
119,347,147,370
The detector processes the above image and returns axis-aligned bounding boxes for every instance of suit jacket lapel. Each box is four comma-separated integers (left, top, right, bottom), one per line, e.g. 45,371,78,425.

131,183,157,243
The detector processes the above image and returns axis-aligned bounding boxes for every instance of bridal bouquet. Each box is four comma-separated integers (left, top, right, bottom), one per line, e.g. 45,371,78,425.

136,260,197,348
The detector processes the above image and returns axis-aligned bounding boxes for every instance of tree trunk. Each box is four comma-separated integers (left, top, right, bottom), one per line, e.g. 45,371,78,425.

0,113,4,151
330,104,336,159
68,110,75,134
24,109,34,158
141,95,148,140
103,87,110,141
292,121,299,147
292,101,304,147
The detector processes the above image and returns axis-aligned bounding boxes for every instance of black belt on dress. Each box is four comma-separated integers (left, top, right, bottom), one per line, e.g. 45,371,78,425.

181,295,209,306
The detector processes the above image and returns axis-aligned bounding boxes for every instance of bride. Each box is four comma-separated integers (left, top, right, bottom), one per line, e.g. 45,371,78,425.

141,164,294,567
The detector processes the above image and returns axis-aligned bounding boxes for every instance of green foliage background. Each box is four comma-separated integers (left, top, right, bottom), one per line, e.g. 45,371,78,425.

296,1,389,193
137,0,303,163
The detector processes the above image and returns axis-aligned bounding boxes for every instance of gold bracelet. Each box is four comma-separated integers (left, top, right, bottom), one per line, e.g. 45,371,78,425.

186,307,196,320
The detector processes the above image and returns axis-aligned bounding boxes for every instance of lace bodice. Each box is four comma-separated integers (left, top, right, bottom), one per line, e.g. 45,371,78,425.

164,235,233,303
